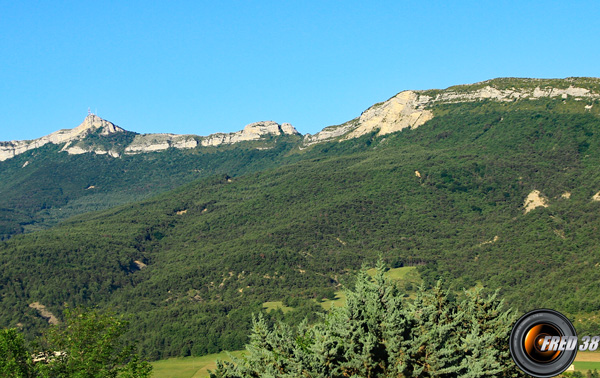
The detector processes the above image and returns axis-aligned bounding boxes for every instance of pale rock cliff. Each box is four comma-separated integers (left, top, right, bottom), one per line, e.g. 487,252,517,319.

125,134,198,154
524,190,550,213
1,117,298,160
0,115,124,161
429,84,599,104
200,121,299,147
303,91,433,146
344,91,433,140
302,80,600,146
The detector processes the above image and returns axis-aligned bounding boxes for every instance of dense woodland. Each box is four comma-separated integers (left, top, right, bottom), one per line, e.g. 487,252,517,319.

2,80,600,360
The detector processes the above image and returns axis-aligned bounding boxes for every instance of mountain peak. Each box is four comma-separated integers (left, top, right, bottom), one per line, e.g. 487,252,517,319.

0,114,126,161
241,121,300,136
75,114,125,135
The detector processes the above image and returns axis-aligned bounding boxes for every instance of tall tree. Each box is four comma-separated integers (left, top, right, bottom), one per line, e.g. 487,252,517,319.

211,262,525,378
0,309,152,378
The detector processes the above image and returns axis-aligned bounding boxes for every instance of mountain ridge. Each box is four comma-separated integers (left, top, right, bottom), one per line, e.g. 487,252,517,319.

303,77,600,144
3,77,599,161
0,117,300,161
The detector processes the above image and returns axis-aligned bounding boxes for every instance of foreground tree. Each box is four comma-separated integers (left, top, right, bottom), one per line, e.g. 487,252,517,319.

0,309,151,378
0,328,33,378
211,261,525,378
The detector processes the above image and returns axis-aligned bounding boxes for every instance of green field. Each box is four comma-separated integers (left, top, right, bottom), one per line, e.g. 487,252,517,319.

318,267,422,310
319,290,347,310
262,301,294,313
574,361,600,372
152,351,244,378
150,350,600,377
573,352,600,373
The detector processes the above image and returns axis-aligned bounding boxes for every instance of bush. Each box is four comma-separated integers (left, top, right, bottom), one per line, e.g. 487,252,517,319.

0,308,152,378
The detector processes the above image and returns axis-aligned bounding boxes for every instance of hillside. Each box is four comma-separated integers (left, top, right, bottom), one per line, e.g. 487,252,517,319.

2,78,600,359
2,77,599,240
0,119,302,240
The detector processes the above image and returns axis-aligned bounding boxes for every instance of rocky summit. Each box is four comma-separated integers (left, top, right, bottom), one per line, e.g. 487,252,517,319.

0,116,299,161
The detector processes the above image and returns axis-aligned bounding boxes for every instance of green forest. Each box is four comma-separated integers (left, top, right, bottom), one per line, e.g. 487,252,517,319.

2,79,600,363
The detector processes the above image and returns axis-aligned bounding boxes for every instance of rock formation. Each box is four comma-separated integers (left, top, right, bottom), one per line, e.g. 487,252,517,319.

0,114,124,161
3,78,599,160
201,121,299,147
302,79,600,146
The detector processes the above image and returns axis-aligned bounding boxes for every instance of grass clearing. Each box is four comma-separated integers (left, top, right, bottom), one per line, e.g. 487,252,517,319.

151,350,244,378
572,352,600,372
318,267,422,310
574,361,600,372
262,301,293,313
319,290,347,310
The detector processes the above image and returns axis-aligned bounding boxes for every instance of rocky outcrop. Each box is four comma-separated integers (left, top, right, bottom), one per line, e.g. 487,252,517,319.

0,114,124,161
428,84,599,104
303,91,433,146
1,117,299,160
201,121,299,147
344,91,433,140
29,302,59,325
124,134,198,154
302,121,358,146
124,121,298,152
524,190,549,213
302,79,600,146
59,141,122,157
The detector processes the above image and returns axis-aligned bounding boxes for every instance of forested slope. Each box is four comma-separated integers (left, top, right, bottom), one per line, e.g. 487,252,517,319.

3,94,600,358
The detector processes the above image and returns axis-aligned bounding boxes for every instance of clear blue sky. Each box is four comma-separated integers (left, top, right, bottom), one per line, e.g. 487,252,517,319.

1,1,599,141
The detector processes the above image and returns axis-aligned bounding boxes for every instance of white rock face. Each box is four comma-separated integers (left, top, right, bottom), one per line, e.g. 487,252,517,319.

303,91,433,145
524,190,550,213
345,91,433,140
124,133,198,154
432,84,598,104
302,121,358,146
0,114,124,161
1,116,299,161
200,121,299,147
302,81,600,146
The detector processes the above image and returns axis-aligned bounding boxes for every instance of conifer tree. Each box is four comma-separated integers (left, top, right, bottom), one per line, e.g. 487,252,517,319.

211,262,525,378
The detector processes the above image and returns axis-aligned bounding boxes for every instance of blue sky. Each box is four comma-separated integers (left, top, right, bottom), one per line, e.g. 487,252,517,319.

1,1,599,141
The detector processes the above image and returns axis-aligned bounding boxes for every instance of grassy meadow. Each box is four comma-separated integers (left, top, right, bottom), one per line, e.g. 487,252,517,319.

151,351,245,378
150,350,600,377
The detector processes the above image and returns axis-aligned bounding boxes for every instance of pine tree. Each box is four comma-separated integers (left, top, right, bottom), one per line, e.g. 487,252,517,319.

211,261,526,378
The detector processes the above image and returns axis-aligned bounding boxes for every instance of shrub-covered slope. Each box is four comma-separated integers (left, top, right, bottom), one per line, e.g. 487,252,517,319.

0,133,302,240
2,85,600,358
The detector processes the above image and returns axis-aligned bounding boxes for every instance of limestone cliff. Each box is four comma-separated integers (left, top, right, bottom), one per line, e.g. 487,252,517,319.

201,121,299,147
302,78,600,146
3,78,599,160
125,121,299,153
125,134,198,154
0,115,124,161
1,116,299,161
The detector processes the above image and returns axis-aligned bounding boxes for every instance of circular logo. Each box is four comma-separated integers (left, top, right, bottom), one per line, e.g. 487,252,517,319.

510,309,577,377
